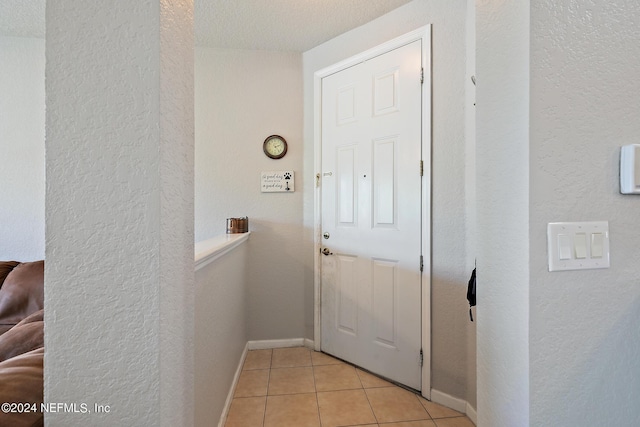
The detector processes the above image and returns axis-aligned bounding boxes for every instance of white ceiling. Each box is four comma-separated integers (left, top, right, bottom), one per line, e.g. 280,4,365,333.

0,0,411,51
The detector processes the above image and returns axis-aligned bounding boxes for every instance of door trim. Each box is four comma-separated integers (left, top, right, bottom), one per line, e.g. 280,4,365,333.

313,25,432,398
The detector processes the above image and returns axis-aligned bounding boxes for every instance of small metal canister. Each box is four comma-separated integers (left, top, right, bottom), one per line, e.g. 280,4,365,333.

226,217,249,234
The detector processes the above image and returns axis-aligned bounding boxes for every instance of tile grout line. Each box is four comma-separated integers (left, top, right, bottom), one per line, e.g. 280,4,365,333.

311,351,323,427
361,378,379,425
265,349,273,426
354,367,381,427
412,392,434,421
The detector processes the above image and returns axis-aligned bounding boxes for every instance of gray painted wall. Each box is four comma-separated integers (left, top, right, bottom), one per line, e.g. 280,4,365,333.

195,47,305,341
195,242,248,425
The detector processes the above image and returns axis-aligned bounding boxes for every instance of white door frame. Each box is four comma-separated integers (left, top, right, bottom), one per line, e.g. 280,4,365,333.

313,25,432,399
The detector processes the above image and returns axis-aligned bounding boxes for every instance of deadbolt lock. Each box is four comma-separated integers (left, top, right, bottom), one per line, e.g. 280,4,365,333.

323,232,330,239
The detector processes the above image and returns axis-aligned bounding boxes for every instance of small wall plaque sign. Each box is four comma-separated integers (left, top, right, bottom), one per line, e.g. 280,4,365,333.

261,171,295,193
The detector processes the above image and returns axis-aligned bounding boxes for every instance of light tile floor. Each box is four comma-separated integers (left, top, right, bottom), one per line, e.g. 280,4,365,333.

224,347,475,427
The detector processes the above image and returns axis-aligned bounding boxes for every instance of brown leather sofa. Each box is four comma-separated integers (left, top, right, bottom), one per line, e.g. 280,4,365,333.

0,261,44,427
0,261,44,335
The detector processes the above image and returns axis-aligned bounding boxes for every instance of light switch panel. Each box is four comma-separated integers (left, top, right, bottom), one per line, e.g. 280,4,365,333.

547,221,610,272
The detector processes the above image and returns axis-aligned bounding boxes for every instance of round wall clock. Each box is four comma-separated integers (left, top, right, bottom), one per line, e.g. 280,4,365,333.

263,135,288,159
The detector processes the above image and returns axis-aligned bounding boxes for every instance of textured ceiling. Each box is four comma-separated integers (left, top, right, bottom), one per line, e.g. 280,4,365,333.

0,0,411,51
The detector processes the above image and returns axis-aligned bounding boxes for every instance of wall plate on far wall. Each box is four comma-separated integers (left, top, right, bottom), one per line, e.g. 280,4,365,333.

261,171,294,193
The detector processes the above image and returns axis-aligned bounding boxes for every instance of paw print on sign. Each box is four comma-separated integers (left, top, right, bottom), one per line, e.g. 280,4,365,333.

284,172,292,180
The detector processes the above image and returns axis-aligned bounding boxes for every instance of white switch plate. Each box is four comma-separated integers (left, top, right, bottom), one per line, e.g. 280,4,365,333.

547,221,610,272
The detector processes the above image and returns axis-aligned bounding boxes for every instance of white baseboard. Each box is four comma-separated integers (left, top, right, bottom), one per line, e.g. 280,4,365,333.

430,388,477,425
217,343,248,427
247,338,315,350
465,401,477,425
430,388,467,413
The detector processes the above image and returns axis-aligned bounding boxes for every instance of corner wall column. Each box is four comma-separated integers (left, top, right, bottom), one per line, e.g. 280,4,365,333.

45,1,194,425
476,1,530,426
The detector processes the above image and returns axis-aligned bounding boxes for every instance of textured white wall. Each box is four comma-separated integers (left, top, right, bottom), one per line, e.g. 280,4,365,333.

530,1,640,425
195,47,305,340
303,0,474,406
0,37,45,261
195,242,247,426
45,1,194,426
475,1,530,426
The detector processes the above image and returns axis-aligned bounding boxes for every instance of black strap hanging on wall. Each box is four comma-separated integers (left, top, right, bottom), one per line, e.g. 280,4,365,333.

467,264,476,322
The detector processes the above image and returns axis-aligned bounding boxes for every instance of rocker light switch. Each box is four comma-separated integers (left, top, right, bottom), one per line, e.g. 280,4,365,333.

591,233,604,258
547,221,610,271
558,234,572,260
574,233,587,259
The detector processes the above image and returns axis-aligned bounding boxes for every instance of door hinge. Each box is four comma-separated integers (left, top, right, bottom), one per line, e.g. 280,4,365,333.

420,68,424,84
419,348,424,367
420,160,424,176
420,255,424,272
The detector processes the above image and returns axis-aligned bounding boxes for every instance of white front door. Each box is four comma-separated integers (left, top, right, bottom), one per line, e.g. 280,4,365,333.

320,39,425,390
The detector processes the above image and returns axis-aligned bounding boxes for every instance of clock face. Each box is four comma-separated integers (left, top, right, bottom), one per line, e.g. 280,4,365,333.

263,135,287,159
